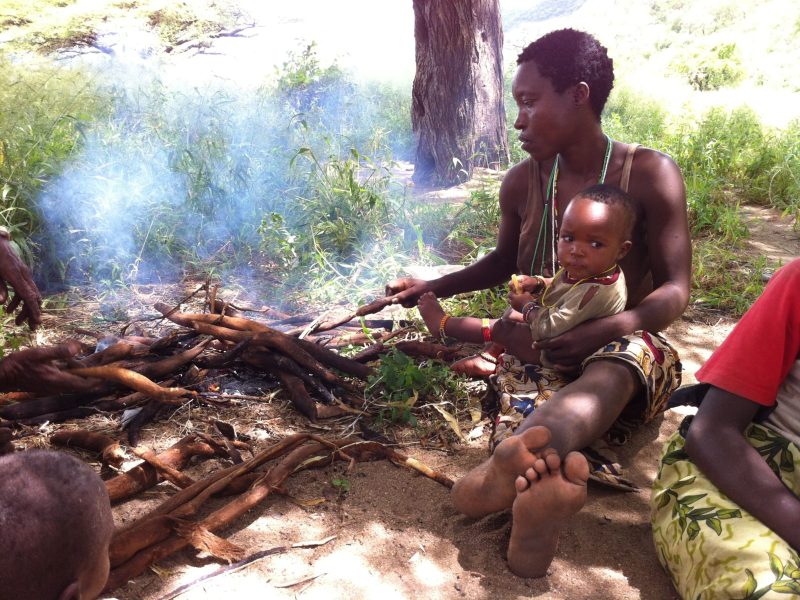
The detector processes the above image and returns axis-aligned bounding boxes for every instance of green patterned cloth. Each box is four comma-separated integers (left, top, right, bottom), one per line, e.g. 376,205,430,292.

652,417,800,599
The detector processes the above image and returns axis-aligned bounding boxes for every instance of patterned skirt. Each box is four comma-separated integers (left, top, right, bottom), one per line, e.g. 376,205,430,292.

651,418,800,599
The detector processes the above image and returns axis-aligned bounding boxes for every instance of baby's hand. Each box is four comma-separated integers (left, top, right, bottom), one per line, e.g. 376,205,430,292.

508,291,535,312
515,275,546,294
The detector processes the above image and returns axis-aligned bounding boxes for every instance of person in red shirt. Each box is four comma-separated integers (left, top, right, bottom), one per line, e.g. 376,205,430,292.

652,258,800,599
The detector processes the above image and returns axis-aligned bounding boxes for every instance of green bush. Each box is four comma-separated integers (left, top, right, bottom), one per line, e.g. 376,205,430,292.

672,42,745,91
603,86,668,148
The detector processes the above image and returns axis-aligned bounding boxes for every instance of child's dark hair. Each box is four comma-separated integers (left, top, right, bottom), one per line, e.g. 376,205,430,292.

0,450,113,599
577,183,638,239
517,29,614,119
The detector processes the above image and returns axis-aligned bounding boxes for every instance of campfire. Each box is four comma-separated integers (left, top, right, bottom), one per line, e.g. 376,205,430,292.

0,282,466,594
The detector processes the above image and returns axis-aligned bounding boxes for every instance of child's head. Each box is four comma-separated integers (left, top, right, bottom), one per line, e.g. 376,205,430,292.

557,184,636,280
0,450,113,600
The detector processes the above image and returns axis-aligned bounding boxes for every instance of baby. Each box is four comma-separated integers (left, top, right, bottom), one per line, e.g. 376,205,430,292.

0,450,114,600
418,183,636,368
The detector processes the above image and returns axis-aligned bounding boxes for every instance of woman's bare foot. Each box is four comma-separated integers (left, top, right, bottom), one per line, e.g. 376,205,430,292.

418,292,446,339
451,354,497,377
452,426,552,518
507,450,590,577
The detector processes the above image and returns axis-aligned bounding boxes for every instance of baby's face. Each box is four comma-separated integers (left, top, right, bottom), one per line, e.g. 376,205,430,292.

557,197,630,280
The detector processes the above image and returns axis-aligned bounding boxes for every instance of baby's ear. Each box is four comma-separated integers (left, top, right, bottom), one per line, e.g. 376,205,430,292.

58,581,81,600
617,240,633,260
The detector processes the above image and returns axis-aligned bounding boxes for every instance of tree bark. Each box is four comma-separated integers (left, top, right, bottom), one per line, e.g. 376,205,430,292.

412,0,508,186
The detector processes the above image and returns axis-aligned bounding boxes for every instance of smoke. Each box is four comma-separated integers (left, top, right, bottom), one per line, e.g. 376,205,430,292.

32,43,413,297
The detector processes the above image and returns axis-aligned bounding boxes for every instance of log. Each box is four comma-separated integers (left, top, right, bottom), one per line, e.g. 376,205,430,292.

104,436,452,590
110,434,312,567
50,429,126,467
194,339,249,368
272,370,350,421
126,400,162,447
242,349,338,405
105,441,331,590
293,337,373,380
134,339,210,380
68,366,195,401
351,342,385,363
75,341,150,368
154,302,373,380
154,305,343,387
131,447,195,489
105,436,218,503
0,393,104,421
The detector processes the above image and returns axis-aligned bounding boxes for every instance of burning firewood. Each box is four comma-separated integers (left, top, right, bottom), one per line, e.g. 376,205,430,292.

154,302,373,379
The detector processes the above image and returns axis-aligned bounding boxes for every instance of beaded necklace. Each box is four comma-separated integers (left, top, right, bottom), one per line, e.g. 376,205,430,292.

530,134,613,276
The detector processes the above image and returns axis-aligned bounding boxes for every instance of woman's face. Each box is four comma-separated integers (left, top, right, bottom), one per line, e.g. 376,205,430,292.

511,61,576,161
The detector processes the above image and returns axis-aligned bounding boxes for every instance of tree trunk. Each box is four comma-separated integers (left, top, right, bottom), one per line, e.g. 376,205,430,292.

411,0,508,186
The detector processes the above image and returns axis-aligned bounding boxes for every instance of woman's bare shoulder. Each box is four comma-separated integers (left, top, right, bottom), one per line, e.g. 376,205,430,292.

499,157,532,206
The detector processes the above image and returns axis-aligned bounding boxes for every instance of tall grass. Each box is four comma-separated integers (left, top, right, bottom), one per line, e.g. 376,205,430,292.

3,45,798,318
603,89,800,313
0,58,108,264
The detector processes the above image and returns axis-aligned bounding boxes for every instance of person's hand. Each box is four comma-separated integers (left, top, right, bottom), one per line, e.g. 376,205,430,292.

507,291,535,312
534,318,615,371
384,277,433,308
0,341,96,393
0,237,42,330
451,354,498,377
511,274,546,295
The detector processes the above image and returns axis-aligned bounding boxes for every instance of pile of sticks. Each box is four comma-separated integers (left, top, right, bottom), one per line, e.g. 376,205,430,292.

0,292,463,593
0,292,463,444
103,432,453,593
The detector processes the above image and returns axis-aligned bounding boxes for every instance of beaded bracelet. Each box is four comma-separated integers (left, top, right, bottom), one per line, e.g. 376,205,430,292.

439,314,451,340
522,301,538,323
481,318,492,342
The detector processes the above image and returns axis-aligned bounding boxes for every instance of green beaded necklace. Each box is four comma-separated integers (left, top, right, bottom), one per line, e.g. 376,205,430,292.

530,134,614,276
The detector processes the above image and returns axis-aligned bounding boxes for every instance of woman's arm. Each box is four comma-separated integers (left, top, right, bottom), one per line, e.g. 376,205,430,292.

685,388,800,550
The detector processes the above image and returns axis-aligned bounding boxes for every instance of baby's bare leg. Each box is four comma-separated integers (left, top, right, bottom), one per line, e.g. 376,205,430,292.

418,292,488,344
491,319,540,364
507,450,589,577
